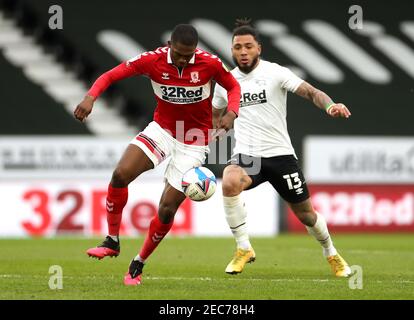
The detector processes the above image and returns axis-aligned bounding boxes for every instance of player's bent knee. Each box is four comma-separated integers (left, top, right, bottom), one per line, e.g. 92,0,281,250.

222,176,243,197
111,167,135,187
158,202,178,223
291,207,317,227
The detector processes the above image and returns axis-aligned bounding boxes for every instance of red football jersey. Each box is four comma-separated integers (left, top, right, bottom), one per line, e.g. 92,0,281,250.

88,47,240,145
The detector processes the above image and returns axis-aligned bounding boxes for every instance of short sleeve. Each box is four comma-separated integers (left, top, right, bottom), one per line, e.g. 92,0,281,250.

279,66,304,93
212,83,228,109
125,52,154,76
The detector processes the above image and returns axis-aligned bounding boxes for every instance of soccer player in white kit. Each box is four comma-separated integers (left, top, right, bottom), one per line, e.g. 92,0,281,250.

212,19,352,277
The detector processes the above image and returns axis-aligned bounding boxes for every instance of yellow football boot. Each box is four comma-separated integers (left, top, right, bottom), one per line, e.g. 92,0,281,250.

327,254,352,277
225,248,256,274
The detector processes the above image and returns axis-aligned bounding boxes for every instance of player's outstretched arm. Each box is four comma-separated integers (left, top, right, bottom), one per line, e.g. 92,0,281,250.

73,62,138,122
295,81,351,118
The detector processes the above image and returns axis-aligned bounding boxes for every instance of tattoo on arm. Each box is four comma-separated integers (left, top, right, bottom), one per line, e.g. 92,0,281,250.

295,81,334,111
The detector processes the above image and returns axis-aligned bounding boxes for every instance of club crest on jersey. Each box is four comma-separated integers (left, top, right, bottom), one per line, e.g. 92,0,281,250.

255,79,267,86
190,71,200,83
162,73,170,80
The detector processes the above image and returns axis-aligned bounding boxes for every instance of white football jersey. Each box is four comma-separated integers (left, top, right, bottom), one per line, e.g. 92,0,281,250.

213,60,303,158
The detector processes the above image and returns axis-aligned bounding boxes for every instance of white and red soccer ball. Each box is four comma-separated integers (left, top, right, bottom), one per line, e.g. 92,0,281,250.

181,167,217,201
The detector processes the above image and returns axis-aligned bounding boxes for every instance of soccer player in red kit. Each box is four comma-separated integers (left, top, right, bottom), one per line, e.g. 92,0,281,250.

73,24,241,285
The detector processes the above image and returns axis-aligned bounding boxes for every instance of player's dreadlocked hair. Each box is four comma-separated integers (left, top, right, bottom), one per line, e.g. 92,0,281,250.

233,18,261,43
171,24,199,46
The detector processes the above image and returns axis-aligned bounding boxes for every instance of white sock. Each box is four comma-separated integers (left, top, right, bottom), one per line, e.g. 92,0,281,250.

108,235,119,243
223,195,251,250
305,212,337,257
133,254,145,263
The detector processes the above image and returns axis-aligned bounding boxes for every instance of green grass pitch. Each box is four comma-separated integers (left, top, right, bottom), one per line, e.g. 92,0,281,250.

1,234,413,300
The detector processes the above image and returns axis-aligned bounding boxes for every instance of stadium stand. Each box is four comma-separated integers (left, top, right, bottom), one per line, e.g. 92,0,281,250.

1,0,413,158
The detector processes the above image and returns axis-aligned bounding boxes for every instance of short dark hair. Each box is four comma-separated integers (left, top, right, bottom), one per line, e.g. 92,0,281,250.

171,24,198,46
232,18,261,43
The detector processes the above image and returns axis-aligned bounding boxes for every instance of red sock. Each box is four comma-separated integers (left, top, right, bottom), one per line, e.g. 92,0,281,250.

139,215,174,260
106,184,128,236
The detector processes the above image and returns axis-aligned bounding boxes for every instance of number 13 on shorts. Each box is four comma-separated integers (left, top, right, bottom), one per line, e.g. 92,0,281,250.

283,172,304,195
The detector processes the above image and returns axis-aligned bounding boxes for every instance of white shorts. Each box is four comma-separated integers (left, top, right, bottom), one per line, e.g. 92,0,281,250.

130,121,210,192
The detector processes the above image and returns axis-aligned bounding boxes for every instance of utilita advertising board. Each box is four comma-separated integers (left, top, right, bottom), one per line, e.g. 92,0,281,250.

288,137,414,232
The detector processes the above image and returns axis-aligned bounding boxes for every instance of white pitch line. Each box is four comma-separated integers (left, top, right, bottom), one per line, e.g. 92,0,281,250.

146,276,332,282
1,274,413,284
291,248,413,256
0,274,328,282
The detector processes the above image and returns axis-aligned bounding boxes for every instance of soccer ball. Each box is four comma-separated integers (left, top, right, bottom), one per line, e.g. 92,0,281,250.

181,167,217,201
